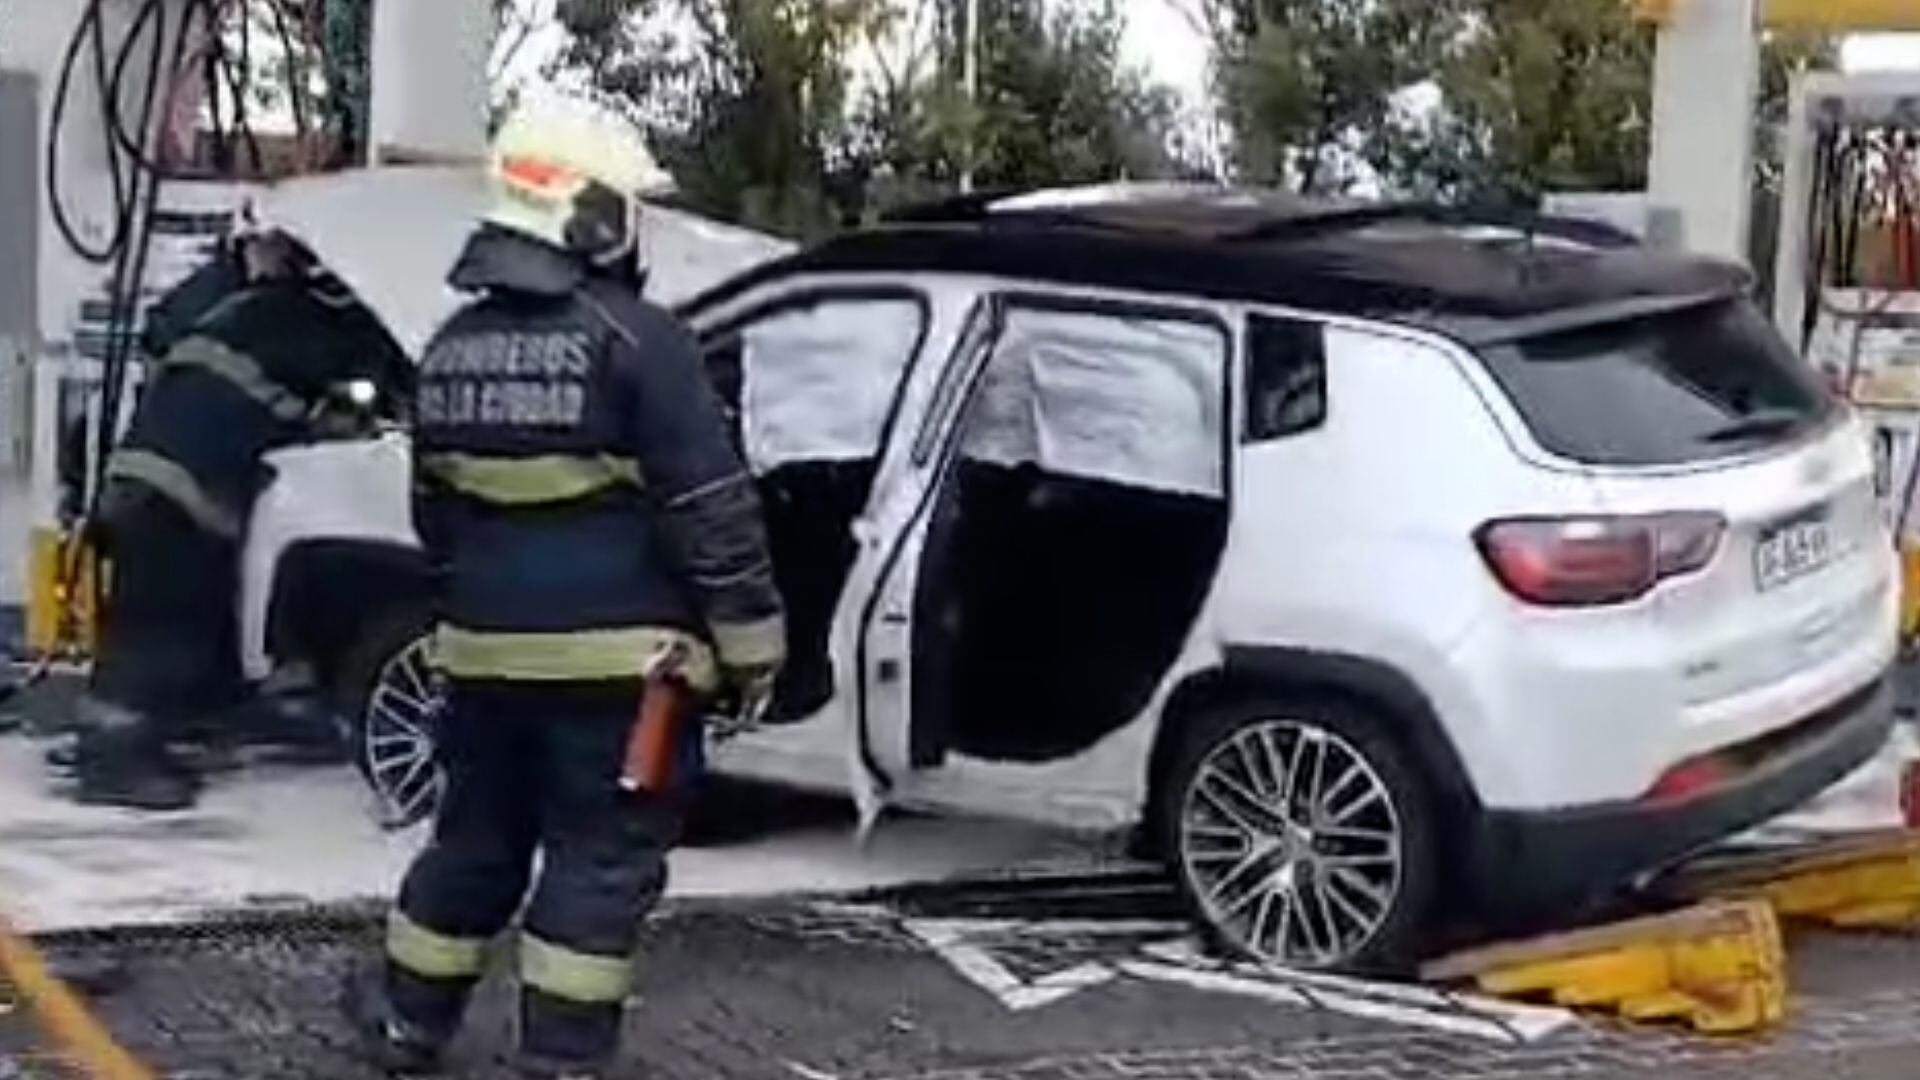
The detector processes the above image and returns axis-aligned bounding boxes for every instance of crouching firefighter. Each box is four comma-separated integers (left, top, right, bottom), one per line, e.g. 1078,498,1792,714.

69,229,407,811
345,96,786,1078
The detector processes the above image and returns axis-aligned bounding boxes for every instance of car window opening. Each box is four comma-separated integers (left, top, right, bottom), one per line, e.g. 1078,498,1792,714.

911,307,1231,765
710,298,925,720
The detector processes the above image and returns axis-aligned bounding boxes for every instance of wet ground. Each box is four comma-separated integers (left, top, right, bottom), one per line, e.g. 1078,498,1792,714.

0,673,1916,1078
2,881,1919,1080
0,674,1110,933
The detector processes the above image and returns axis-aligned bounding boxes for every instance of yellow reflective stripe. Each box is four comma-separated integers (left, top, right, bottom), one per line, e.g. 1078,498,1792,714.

164,336,309,422
434,624,718,690
423,453,644,506
385,910,487,980
104,450,243,538
521,933,633,1004
710,614,786,670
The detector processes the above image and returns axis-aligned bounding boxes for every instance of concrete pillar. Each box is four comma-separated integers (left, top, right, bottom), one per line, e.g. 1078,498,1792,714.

1646,0,1763,262
1771,71,1822,343
369,0,493,165
1,0,105,610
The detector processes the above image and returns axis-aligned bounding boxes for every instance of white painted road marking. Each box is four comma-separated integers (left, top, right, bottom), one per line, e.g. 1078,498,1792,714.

903,916,1577,1043
1131,940,1574,1044
904,919,1122,1011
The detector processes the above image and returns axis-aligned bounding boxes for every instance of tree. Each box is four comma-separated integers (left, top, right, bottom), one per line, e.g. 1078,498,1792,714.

1374,1,1836,205
556,0,883,235
917,0,1186,191
1185,0,1467,193
556,0,1192,236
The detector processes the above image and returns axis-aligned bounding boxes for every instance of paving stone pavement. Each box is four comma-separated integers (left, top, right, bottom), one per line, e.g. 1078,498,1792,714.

1,897,1918,1080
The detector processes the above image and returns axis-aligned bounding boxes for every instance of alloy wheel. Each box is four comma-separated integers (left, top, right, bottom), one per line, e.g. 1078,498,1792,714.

361,634,446,830
1178,719,1404,969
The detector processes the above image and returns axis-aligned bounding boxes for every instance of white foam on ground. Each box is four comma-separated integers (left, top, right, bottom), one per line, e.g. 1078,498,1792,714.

0,717,1912,933
0,737,1086,933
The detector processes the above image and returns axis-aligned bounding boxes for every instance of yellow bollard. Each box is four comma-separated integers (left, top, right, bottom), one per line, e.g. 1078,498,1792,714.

1422,901,1787,1035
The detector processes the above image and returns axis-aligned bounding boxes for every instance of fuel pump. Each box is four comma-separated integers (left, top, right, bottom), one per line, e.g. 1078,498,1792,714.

1773,74,1920,647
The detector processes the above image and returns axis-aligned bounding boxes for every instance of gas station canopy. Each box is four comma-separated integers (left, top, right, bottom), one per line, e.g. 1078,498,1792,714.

1635,0,1920,30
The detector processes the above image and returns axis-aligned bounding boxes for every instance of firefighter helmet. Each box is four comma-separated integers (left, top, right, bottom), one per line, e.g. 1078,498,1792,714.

484,94,675,267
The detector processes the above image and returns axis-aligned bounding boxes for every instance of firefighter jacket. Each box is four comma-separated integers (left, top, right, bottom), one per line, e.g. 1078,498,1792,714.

412,226,786,688
140,246,246,358
108,280,407,539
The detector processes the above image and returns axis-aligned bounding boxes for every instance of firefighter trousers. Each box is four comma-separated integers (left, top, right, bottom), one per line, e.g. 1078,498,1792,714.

78,486,241,758
382,681,684,1070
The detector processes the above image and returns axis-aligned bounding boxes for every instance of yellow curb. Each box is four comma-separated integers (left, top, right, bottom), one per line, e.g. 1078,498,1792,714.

0,914,154,1080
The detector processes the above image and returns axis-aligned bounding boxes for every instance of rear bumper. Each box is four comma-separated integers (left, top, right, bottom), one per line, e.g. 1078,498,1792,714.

1463,674,1895,919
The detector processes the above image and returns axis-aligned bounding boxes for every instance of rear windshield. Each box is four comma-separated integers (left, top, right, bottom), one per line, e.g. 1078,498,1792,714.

1477,299,1838,467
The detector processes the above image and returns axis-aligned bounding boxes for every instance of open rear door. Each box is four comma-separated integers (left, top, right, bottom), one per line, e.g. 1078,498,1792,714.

835,296,1006,829
848,291,1234,826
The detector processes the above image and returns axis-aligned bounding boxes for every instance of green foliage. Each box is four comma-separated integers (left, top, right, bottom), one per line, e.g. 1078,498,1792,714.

1192,0,1466,193
556,0,1189,237
1374,1,1837,204
1385,0,1655,204
934,0,1182,190
318,0,372,161
1201,0,1836,205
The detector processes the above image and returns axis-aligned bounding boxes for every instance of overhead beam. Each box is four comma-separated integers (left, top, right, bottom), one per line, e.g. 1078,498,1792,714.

1637,0,1920,31
1766,0,1920,30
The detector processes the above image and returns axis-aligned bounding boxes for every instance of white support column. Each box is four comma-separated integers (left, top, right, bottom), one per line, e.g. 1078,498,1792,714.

369,0,493,165
1646,0,1763,262
1772,72,1821,343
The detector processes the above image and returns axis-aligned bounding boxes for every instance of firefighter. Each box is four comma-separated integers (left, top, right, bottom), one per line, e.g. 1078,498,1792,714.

344,96,785,1078
67,229,407,811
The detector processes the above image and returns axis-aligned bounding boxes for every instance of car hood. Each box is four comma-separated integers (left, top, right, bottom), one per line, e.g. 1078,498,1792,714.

253,165,796,358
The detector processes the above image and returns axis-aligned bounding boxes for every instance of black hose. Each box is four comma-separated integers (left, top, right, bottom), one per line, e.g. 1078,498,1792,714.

45,0,127,264
93,0,211,532
104,0,167,173
1840,134,1868,289
1801,124,1838,351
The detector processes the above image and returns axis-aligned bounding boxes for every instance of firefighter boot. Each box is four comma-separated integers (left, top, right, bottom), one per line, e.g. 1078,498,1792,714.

340,967,450,1076
514,990,626,1080
70,725,200,812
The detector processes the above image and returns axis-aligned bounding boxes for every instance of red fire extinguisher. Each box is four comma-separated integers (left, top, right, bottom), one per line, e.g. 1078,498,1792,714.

621,640,694,795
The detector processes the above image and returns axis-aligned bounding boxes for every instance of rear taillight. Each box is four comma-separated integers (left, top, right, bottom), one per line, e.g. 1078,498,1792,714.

1475,512,1726,607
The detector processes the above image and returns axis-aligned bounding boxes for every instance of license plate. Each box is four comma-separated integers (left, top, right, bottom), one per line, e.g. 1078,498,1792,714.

1754,508,1834,591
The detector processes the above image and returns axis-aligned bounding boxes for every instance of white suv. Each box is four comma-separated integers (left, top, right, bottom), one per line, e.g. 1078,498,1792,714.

263,184,1901,974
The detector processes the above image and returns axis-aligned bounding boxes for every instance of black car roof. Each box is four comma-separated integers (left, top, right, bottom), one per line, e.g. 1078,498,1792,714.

681,188,1753,343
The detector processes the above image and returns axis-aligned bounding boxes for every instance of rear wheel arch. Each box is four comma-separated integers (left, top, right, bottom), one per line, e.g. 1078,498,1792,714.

1145,647,1482,838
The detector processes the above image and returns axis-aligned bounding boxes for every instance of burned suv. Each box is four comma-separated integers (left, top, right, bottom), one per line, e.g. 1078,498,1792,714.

322,185,1898,972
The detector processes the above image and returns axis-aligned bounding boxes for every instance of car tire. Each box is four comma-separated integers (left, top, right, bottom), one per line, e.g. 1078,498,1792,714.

332,608,445,831
1158,693,1439,975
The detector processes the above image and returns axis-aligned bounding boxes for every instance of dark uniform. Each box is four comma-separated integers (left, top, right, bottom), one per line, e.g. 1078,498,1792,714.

73,273,406,810
369,225,784,1074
